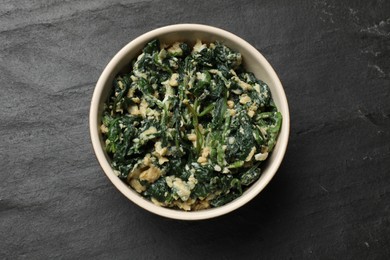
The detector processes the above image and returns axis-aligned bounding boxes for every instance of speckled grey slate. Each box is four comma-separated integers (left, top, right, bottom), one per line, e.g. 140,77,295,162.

1,0,389,259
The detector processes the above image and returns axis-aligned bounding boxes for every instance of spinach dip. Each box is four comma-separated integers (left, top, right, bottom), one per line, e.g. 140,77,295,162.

101,39,282,211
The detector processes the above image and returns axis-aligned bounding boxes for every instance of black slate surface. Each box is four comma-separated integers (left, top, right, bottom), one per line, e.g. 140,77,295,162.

1,0,389,259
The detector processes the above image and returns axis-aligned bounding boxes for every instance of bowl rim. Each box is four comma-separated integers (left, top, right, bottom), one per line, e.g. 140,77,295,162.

89,23,290,220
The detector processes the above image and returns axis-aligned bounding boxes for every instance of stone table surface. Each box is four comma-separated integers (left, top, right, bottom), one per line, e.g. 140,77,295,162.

1,0,389,259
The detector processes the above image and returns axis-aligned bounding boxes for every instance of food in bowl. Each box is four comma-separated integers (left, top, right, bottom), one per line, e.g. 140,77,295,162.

100,39,282,211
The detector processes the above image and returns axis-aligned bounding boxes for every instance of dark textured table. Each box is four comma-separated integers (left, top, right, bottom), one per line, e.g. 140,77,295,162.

1,0,389,259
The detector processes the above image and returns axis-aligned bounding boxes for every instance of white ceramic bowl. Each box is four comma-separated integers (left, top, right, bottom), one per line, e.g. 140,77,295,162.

90,24,290,220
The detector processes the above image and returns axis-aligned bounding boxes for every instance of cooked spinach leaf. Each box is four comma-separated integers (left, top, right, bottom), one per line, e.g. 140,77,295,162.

101,39,282,211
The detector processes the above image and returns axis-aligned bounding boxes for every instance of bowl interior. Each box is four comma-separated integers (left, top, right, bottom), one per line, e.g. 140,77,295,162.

90,24,289,220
